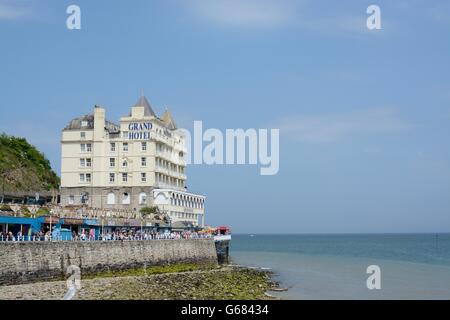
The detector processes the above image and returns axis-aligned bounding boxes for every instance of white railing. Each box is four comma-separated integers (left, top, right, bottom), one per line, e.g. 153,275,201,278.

214,235,232,242
0,233,214,242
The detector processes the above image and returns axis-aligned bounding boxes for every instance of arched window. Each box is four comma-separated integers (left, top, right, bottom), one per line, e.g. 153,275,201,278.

122,192,130,204
107,192,115,205
139,192,147,205
81,192,89,204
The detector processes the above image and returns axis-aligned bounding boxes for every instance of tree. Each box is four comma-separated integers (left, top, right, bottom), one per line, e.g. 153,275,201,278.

140,206,160,218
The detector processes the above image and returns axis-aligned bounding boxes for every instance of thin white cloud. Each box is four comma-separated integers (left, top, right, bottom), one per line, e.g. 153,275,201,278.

183,0,392,35
276,107,411,143
0,1,31,20
186,0,298,29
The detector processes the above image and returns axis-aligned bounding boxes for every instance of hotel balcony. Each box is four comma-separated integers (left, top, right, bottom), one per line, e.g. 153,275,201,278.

155,166,186,180
156,151,185,166
154,182,185,191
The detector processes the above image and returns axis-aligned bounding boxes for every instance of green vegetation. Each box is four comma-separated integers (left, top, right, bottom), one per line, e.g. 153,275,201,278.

84,262,217,279
35,207,50,217
140,206,160,216
0,204,12,211
0,266,276,300
0,133,59,193
79,267,275,300
140,206,169,222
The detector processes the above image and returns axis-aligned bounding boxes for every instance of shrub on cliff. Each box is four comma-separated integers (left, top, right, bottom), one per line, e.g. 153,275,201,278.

0,133,60,193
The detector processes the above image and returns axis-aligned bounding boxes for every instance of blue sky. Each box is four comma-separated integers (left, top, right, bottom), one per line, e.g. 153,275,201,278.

1,0,450,233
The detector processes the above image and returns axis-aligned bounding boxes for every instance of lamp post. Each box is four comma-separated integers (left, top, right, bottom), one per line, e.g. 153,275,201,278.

49,212,52,240
101,212,105,240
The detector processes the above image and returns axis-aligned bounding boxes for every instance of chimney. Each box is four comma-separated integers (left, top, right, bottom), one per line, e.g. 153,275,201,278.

93,105,106,139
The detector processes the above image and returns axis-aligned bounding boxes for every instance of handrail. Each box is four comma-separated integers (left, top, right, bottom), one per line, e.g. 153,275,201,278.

0,234,214,242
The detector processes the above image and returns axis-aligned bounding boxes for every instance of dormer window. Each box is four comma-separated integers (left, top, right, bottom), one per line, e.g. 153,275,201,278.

81,121,88,127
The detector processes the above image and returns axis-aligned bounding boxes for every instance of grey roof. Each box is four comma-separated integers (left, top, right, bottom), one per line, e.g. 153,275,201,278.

134,95,156,117
161,109,177,130
64,114,94,130
105,120,120,134
64,114,119,132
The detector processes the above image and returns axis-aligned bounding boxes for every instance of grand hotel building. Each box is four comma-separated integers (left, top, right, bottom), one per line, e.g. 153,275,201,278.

60,95,205,226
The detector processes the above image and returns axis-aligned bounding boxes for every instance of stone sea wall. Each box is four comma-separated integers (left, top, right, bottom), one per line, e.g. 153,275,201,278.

0,239,218,286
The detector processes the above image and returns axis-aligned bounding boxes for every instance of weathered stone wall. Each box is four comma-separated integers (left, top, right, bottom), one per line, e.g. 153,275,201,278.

0,239,218,286
60,186,157,210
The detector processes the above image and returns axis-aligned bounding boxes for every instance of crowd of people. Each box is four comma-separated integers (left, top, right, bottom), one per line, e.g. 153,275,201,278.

99,230,212,241
0,230,52,241
0,229,213,242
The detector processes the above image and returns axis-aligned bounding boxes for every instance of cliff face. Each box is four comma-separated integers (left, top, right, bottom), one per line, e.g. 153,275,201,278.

0,133,59,193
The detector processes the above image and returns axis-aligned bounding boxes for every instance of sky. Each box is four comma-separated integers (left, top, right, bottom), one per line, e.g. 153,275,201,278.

1,0,450,233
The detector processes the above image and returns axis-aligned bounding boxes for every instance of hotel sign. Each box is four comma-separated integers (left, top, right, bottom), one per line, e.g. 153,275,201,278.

62,218,83,225
128,122,152,140
44,217,60,224
84,219,99,226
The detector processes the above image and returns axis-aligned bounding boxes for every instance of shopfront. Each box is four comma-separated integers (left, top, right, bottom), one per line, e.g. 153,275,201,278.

42,216,61,233
83,218,100,239
60,218,84,235
0,216,42,239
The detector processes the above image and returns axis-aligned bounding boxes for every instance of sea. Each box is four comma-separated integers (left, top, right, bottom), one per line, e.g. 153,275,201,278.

230,234,450,300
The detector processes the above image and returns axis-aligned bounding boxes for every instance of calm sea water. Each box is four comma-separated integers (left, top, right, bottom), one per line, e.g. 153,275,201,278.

230,234,450,299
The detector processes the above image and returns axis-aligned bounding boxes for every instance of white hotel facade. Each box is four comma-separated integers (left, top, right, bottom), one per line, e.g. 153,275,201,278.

60,95,205,226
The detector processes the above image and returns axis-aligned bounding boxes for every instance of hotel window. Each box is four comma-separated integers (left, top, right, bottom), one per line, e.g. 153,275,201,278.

141,157,147,167
109,173,115,183
122,131,128,139
86,143,92,152
141,142,147,151
80,158,85,167
107,193,115,205
123,142,128,152
122,160,128,167
68,195,75,205
80,144,86,152
85,173,91,183
110,158,115,167
79,174,85,183
81,121,88,127
80,132,86,139
141,173,146,182
110,142,116,152
81,192,89,204
86,158,92,167
122,173,128,182
139,192,147,205
122,192,130,205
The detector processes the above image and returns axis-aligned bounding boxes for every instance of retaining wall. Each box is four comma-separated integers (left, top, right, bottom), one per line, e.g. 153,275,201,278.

0,239,218,285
